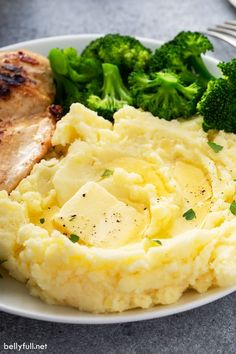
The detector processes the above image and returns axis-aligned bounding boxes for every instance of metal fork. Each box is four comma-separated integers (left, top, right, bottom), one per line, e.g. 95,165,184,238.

206,21,236,47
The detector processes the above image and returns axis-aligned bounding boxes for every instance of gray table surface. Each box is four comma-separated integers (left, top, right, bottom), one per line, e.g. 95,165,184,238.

1,0,236,353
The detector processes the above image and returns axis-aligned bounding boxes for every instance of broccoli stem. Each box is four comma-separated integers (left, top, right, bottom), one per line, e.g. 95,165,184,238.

102,63,131,102
190,56,214,86
87,63,133,120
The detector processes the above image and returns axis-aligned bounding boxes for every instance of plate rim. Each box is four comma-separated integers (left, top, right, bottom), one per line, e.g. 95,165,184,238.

1,282,236,324
228,0,236,8
0,33,163,50
0,34,233,324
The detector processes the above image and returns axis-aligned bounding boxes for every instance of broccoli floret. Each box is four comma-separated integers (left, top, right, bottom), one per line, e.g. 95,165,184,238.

54,75,86,113
48,47,102,113
49,47,102,83
87,63,133,120
82,34,151,77
62,47,81,69
150,31,214,87
218,59,236,84
85,79,102,97
129,70,202,120
198,59,236,133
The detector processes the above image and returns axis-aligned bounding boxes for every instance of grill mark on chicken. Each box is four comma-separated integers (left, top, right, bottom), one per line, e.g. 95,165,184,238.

0,84,10,97
18,51,39,65
0,72,26,86
0,60,36,99
0,49,56,193
49,104,64,121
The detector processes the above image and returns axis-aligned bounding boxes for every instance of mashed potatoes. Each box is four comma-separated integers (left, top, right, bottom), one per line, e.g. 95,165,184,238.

1,103,236,313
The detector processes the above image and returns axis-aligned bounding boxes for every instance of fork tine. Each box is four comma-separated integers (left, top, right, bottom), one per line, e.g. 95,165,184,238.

216,24,236,32
205,30,236,47
224,20,236,26
208,27,236,38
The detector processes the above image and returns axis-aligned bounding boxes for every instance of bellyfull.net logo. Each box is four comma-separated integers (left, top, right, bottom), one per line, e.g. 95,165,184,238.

3,342,47,351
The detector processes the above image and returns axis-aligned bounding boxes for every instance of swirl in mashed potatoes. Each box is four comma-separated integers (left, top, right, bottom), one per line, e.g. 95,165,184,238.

1,103,236,313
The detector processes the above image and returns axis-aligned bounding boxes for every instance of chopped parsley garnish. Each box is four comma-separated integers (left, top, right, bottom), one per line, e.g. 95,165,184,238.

152,239,162,246
101,169,114,178
144,237,162,251
183,208,196,220
40,218,45,224
230,201,236,215
69,234,80,243
207,141,223,153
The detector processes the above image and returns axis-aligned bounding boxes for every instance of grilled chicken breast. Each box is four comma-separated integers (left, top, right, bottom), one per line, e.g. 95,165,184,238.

0,49,56,192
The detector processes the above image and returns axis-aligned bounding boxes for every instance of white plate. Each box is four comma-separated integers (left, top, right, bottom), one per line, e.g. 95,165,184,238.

228,0,236,8
0,34,232,324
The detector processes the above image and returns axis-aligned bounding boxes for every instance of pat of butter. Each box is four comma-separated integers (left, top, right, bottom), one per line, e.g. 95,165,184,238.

54,182,145,247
